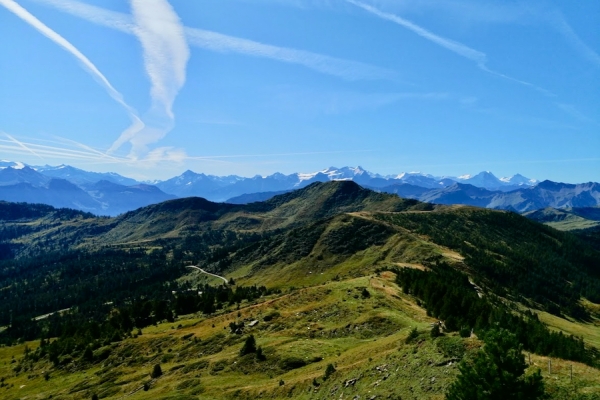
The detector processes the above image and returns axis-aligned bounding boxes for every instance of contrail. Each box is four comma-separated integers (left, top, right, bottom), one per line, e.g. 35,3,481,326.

129,0,189,120
31,0,133,33
548,11,600,68
106,0,190,157
51,135,123,161
185,27,394,81
346,0,487,66
346,0,552,95
2,132,44,160
32,0,394,81
0,0,144,150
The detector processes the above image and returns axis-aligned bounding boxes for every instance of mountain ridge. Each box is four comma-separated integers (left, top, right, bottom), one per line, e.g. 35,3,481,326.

1,161,599,218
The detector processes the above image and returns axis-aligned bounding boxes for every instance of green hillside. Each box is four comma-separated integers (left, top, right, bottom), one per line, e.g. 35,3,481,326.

524,207,600,231
0,182,599,399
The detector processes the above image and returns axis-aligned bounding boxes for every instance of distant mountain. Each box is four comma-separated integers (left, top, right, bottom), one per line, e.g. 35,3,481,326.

457,171,538,192
84,180,177,216
0,166,174,216
0,178,100,211
0,166,50,187
226,190,292,204
3,160,598,216
156,166,542,203
376,181,600,214
35,164,140,186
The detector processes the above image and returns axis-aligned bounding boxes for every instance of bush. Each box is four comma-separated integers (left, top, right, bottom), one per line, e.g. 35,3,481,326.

240,335,257,356
431,323,441,338
324,363,336,380
83,346,94,362
279,357,307,371
436,336,466,359
151,364,163,379
459,326,471,338
405,327,419,343
256,346,266,361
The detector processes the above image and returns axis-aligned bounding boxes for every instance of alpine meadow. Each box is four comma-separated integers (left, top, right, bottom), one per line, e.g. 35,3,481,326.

1,181,600,399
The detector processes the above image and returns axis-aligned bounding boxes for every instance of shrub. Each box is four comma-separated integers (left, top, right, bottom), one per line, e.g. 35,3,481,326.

405,327,419,343
240,335,257,356
324,363,336,380
459,326,471,338
151,364,163,379
431,323,441,338
256,346,266,361
279,357,307,371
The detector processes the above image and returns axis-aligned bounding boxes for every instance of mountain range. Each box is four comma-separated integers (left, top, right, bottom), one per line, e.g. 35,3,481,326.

0,160,598,218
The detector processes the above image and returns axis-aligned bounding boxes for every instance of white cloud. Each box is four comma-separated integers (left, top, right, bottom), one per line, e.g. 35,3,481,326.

107,0,190,157
130,0,189,120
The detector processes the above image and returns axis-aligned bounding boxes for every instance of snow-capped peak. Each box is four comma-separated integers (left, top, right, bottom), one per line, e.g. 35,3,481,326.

499,173,538,186
0,160,26,169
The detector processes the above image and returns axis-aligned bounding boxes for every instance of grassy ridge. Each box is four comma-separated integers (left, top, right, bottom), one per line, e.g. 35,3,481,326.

1,273,598,399
1,182,600,398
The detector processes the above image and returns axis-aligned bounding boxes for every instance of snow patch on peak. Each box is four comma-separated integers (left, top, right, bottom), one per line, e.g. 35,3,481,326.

0,161,25,169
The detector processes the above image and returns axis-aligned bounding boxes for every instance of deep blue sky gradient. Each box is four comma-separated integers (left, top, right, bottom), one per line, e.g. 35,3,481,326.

0,0,598,182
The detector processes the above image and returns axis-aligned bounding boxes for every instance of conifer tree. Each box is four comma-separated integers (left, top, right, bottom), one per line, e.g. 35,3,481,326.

240,335,257,356
446,329,544,400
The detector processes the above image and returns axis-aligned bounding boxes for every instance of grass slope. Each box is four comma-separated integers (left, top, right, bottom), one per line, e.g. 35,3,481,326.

1,272,598,399
524,207,600,231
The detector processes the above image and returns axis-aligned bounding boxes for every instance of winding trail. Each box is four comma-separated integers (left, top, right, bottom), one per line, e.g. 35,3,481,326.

186,265,228,284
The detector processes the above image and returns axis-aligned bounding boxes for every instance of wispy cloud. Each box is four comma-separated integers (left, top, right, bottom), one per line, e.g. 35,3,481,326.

347,0,487,66
130,0,188,120
2,132,44,160
548,11,600,68
107,0,190,157
556,103,597,125
0,133,375,168
28,0,188,157
346,0,552,95
31,0,133,32
0,0,144,153
185,27,394,81
270,88,448,115
32,0,394,81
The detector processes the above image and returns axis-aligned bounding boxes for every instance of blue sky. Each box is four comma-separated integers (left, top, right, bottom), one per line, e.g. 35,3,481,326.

0,0,598,182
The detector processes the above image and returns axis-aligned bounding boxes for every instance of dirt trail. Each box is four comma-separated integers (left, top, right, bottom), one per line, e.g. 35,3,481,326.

186,265,228,284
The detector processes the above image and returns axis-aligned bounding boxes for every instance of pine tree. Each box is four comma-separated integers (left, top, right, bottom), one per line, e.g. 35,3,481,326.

151,363,163,379
446,329,544,400
240,335,257,356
